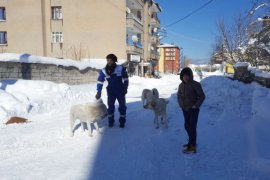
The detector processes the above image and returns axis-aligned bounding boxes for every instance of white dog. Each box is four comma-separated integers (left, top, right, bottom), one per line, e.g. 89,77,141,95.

69,98,107,137
141,88,169,128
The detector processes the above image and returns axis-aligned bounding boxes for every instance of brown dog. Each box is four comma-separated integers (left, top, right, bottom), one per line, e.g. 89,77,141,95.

5,117,29,125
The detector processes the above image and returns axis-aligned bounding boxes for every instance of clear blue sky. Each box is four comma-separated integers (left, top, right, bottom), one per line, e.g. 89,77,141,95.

155,0,253,64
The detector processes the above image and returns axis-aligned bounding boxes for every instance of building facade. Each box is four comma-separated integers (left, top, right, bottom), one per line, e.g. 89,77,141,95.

0,0,127,60
158,44,180,74
126,0,161,76
0,0,161,76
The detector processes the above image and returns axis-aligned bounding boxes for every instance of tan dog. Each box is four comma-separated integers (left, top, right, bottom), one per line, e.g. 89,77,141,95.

141,88,169,128
70,98,107,137
5,117,29,125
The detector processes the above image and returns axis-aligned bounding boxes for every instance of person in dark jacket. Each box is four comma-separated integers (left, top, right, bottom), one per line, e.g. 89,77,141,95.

95,54,129,128
177,67,205,153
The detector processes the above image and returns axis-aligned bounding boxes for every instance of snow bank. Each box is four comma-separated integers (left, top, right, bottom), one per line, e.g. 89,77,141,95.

1,74,270,179
249,68,270,78
0,80,73,123
0,89,31,123
0,53,127,70
233,62,249,68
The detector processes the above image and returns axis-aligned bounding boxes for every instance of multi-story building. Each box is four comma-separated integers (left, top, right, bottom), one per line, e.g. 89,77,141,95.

0,0,126,60
0,0,161,76
157,44,180,74
126,0,161,76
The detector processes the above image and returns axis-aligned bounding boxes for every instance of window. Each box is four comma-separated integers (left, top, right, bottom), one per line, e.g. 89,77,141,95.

0,31,7,44
52,6,62,20
137,11,141,21
137,33,142,43
166,48,175,52
0,7,6,21
165,56,175,61
52,32,63,43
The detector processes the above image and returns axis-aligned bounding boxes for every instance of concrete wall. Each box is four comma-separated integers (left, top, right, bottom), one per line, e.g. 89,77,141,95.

233,66,270,88
0,61,98,85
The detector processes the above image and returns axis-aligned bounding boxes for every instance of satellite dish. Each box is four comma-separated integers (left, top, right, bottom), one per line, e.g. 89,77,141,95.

153,28,158,33
126,7,131,14
132,35,138,43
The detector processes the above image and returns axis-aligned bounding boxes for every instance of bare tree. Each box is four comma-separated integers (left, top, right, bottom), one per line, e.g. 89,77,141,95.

216,19,236,63
183,56,192,67
244,0,270,69
64,44,89,61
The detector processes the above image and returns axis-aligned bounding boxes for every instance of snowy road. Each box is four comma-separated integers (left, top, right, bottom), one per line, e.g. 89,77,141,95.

1,75,270,180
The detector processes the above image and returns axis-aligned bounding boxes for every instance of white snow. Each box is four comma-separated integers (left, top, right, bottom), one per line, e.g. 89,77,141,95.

233,62,249,68
249,68,270,78
0,53,127,70
248,38,257,45
157,43,179,48
1,71,270,180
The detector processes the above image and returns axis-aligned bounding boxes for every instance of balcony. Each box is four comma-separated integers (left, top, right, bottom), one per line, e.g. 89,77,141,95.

150,17,160,28
127,45,143,55
127,37,143,55
151,35,159,44
150,50,160,60
126,13,143,33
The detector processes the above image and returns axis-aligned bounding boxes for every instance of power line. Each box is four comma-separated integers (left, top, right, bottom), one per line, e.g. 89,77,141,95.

165,0,215,28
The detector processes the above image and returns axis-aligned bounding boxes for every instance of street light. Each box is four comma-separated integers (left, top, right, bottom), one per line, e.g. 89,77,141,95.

179,47,184,71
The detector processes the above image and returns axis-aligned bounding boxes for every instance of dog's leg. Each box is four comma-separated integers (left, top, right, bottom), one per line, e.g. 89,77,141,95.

81,122,85,132
154,113,159,129
93,121,102,134
69,115,76,137
163,113,168,128
161,117,164,124
87,121,93,137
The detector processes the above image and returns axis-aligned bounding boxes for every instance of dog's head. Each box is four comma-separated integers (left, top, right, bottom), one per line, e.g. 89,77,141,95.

142,88,159,109
92,98,108,119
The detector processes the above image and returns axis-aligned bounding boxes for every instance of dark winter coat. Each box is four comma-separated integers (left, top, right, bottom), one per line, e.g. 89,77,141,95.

177,67,205,111
96,64,129,96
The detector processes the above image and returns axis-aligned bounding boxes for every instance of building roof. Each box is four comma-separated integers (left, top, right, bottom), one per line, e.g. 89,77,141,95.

157,44,180,48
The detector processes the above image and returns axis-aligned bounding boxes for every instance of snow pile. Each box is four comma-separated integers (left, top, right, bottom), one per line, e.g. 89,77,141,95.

1,74,270,179
0,53,127,70
249,68,270,78
0,89,31,122
233,62,249,68
0,80,73,124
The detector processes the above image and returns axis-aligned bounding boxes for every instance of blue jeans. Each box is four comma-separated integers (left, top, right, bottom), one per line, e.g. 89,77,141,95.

182,108,200,146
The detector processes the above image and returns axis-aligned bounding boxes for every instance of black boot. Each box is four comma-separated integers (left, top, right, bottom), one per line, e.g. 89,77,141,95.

119,116,126,128
108,115,114,128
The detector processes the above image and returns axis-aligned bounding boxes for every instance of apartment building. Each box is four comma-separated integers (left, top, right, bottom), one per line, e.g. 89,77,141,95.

126,0,161,76
158,44,180,74
0,0,126,59
0,0,161,75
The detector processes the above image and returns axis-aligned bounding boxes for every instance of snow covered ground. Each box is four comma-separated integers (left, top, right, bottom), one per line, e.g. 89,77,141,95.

0,72,270,180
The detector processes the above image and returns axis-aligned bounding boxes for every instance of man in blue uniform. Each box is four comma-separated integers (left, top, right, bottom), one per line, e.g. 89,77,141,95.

95,54,129,128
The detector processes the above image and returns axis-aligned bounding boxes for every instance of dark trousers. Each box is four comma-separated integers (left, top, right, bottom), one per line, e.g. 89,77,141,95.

182,108,200,146
107,93,126,125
